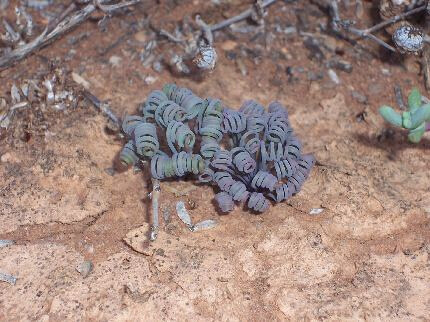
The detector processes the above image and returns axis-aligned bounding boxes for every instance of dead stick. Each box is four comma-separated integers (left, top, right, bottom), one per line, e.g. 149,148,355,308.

82,89,120,128
94,0,140,13
339,4,427,52
196,14,213,45
423,46,430,91
365,5,426,34
394,85,406,110
210,0,278,32
0,0,141,71
47,2,77,34
150,178,160,241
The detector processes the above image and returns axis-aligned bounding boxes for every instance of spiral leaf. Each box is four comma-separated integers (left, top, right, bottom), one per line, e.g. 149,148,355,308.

121,84,314,217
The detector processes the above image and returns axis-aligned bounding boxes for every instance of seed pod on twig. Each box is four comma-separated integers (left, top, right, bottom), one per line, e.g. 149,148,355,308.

392,24,424,54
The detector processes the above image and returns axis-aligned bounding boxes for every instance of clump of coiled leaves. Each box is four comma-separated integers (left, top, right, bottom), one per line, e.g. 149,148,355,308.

379,88,430,143
120,84,315,213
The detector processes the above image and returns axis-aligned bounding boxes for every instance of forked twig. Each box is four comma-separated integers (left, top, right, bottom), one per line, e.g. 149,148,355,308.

158,29,184,43
210,0,278,32
196,14,213,45
46,2,77,33
337,4,427,52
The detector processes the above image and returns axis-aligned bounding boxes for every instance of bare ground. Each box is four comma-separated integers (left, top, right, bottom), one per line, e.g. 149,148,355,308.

0,0,429,321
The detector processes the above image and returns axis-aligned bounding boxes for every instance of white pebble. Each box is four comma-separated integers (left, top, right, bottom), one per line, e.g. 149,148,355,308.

176,201,193,229
0,240,14,248
0,272,17,285
144,75,157,85
109,55,122,67
309,208,324,215
191,219,217,232
328,69,340,85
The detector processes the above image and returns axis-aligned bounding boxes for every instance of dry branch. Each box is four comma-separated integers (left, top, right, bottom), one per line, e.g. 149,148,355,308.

82,89,121,128
337,3,427,52
0,0,140,71
210,0,278,32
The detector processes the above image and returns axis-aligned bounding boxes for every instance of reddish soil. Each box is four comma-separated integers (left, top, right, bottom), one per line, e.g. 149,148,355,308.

0,0,429,320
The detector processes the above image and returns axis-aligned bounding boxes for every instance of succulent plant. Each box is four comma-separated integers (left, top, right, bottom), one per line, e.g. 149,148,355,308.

379,88,430,143
120,84,315,214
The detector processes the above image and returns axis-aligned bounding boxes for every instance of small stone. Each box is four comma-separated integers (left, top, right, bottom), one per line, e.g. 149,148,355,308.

152,60,163,73
191,219,217,232
176,201,193,229
280,47,292,59
1,152,12,163
236,58,247,76
327,69,340,85
144,75,157,85
221,40,238,51
327,59,352,73
381,68,391,76
76,260,93,278
307,71,323,81
351,90,368,104
0,272,17,285
309,208,324,215
0,240,14,248
283,26,297,34
134,31,147,43
109,55,122,67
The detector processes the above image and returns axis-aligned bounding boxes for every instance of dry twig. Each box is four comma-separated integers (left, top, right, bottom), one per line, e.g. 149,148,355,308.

150,178,160,241
94,0,140,14
0,0,140,71
209,0,279,32
82,89,121,128
423,45,430,90
394,85,406,110
336,3,427,52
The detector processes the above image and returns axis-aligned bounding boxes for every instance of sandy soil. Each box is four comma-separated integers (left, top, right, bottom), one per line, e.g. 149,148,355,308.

0,0,429,321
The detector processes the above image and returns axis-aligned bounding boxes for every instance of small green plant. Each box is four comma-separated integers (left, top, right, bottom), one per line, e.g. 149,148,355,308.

379,88,430,143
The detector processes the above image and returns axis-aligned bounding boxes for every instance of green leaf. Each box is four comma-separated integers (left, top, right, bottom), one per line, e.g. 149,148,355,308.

408,123,426,143
408,88,421,113
402,111,412,129
410,104,430,129
379,106,402,127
